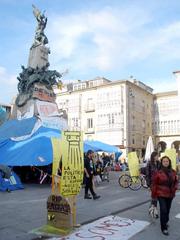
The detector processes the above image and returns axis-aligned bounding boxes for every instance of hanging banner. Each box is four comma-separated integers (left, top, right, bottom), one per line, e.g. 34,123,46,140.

51,138,61,195
60,131,84,197
51,131,84,197
128,152,139,177
36,100,59,117
165,148,176,170
32,83,56,102
41,116,68,130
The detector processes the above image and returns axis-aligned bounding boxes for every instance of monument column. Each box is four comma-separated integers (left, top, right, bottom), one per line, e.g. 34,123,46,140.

13,4,62,116
28,45,49,69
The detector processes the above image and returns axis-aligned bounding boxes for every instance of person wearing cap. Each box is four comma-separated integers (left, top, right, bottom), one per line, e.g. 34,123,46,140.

84,150,100,200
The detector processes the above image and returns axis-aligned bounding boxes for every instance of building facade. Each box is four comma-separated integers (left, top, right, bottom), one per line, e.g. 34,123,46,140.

153,91,180,157
55,77,154,157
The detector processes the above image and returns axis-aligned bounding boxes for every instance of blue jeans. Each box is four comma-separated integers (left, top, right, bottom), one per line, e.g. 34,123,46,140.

158,197,173,231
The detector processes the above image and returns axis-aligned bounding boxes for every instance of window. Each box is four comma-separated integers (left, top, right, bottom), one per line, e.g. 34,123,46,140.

87,98,93,107
82,83,86,89
142,120,145,128
71,118,79,128
89,82,93,88
87,118,93,128
112,113,115,124
73,85,78,91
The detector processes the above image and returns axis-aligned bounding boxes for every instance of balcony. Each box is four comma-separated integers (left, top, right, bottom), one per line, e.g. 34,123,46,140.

84,104,95,112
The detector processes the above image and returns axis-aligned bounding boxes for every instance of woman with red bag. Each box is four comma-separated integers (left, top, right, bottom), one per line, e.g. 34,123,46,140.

151,156,178,236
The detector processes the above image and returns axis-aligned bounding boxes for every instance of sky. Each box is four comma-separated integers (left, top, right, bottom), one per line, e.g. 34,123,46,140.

0,0,180,104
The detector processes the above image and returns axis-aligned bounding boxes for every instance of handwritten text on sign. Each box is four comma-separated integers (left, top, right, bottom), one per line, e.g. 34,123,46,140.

53,215,150,240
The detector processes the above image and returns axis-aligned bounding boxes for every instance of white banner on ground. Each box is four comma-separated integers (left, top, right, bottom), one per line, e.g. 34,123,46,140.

51,215,149,240
36,100,60,117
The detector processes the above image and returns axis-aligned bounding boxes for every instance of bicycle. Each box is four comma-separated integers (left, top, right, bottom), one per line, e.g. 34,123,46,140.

128,176,142,191
118,172,147,190
118,173,131,188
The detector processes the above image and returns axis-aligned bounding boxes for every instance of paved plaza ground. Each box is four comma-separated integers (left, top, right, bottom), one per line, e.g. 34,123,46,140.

0,172,180,240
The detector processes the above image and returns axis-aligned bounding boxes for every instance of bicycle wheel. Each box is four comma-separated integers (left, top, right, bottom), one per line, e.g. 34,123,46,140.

141,175,148,188
129,176,141,191
118,174,131,188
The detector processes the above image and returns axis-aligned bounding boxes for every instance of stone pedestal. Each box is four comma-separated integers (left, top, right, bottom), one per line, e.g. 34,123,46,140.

28,45,49,69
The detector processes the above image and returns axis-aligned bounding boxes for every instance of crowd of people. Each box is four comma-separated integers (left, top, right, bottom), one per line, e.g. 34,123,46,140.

3,148,179,236
83,149,179,236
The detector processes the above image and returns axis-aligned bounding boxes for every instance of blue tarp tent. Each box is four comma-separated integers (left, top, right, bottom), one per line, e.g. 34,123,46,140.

84,140,122,154
0,126,61,166
0,117,37,141
0,116,121,166
0,171,24,192
83,142,101,152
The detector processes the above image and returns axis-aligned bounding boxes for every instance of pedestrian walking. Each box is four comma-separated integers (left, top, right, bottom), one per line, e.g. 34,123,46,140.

151,156,178,235
146,151,160,217
84,150,100,200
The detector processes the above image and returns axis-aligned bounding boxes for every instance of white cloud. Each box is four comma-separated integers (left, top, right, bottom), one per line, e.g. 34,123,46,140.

47,6,180,76
148,78,178,93
0,66,17,103
48,7,149,71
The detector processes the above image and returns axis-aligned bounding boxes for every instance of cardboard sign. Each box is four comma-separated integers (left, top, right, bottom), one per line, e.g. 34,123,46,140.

60,131,84,196
32,83,55,102
47,194,72,229
36,100,59,117
165,148,176,170
128,152,140,177
51,131,84,197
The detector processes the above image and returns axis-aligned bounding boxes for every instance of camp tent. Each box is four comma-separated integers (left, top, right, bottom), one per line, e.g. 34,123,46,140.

84,140,121,154
0,171,24,192
83,142,101,152
0,117,37,141
0,117,121,167
0,117,61,166
0,126,60,166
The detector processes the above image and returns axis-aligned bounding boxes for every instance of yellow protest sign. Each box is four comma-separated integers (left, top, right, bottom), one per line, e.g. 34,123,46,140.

51,132,84,196
51,137,62,195
165,148,176,170
128,152,140,177
60,131,84,197
51,138,61,175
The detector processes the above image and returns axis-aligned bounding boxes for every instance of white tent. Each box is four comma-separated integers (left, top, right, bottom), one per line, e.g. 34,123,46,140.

144,136,154,162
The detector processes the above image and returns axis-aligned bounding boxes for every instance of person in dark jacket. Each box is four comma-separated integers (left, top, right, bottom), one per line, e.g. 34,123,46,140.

151,156,178,236
84,150,100,200
146,151,160,209
95,158,103,180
